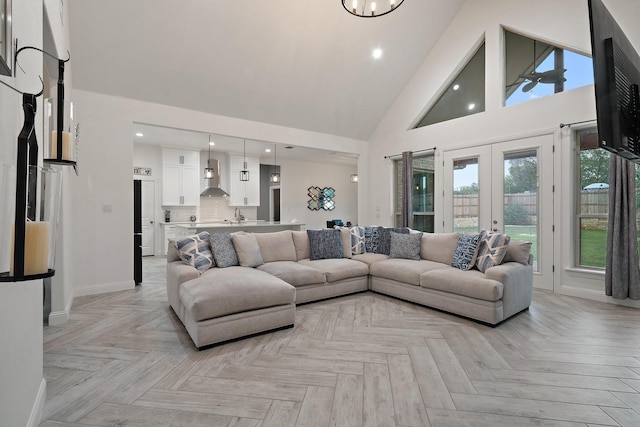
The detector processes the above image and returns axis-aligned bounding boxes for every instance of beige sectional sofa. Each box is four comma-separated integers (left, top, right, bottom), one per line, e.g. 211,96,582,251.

166,228,533,349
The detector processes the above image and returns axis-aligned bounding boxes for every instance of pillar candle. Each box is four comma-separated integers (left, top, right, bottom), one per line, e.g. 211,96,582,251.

10,221,49,276
50,131,74,161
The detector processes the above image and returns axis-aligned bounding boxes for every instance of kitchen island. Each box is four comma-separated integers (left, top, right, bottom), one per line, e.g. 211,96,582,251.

173,221,306,238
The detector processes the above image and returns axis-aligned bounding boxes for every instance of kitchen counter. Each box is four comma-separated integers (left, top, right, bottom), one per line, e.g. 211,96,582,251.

173,221,306,236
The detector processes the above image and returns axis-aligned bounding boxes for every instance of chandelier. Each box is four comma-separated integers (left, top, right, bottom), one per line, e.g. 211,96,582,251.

342,0,404,18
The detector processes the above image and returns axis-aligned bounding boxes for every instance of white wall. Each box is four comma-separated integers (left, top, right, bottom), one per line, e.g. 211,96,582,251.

279,159,358,230
0,1,47,425
71,90,366,296
365,0,640,307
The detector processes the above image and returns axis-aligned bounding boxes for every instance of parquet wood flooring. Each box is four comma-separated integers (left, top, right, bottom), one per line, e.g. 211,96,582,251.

39,257,640,426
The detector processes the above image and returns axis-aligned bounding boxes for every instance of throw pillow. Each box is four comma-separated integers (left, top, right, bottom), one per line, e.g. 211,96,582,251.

209,232,239,268
231,232,264,267
174,231,214,273
350,226,366,255
389,231,423,260
502,239,533,265
475,231,511,272
451,232,484,270
307,229,344,260
378,227,410,255
364,226,384,253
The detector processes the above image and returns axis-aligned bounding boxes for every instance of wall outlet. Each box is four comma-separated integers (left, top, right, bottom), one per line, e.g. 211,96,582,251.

102,204,113,214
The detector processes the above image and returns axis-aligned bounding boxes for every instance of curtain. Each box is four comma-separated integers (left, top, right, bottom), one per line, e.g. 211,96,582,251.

401,151,413,228
605,155,640,300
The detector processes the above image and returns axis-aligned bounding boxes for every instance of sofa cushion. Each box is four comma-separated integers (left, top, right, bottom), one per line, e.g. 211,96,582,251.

420,267,504,302
299,258,369,283
389,231,422,260
307,229,344,260
231,232,264,267
378,227,410,255
180,267,295,322
257,261,326,287
502,239,533,265
369,259,449,286
352,253,389,265
174,232,214,273
292,231,311,261
475,231,511,272
255,230,297,263
421,233,460,264
210,232,239,268
451,232,484,270
349,226,366,255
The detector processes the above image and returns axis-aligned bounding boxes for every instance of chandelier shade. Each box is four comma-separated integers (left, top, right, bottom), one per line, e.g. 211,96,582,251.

342,0,404,18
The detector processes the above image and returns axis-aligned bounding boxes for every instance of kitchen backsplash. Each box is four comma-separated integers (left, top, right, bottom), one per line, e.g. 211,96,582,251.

163,198,256,223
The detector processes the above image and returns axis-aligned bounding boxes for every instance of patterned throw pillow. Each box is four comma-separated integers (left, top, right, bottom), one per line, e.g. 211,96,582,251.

175,231,214,273
209,232,239,268
350,226,366,254
389,231,423,260
307,229,344,260
378,227,410,255
475,231,511,272
451,232,484,270
364,226,384,253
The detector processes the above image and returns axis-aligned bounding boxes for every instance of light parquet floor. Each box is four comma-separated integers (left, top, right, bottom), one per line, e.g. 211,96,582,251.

39,257,640,426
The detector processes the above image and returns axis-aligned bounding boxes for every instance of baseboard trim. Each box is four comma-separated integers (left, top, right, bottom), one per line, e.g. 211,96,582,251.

74,280,135,297
48,296,74,326
556,285,640,308
27,378,46,427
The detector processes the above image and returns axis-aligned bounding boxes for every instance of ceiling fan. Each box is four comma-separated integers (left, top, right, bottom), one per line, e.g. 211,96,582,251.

515,40,566,92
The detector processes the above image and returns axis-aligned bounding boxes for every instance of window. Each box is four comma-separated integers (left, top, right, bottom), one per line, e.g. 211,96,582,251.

505,30,593,107
414,43,485,128
576,128,609,268
394,154,435,232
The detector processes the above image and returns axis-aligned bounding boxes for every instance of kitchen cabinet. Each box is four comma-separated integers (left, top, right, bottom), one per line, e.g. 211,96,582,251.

228,154,260,206
162,148,200,206
161,224,176,256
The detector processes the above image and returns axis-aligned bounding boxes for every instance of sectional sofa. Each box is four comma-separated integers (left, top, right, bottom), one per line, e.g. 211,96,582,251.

166,228,533,349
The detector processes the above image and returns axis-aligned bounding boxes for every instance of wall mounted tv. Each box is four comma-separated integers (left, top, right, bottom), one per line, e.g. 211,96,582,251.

589,0,640,162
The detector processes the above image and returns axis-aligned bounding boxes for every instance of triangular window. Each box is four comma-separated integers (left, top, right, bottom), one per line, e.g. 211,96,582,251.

415,43,485,128
505,30,593,106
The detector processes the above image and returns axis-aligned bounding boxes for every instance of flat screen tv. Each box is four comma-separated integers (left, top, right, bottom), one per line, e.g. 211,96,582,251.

589,0,640,162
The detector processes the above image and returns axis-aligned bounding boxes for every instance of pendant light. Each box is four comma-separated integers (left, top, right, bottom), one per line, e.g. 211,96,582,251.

270,144,280,183
204,135,214,179
240,139,250,181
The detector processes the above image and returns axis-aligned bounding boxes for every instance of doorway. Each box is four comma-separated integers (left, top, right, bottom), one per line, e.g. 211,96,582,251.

271,186,281,222
442,134,554,290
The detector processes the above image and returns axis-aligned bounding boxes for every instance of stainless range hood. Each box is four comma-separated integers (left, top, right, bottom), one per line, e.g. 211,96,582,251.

200,159,230,198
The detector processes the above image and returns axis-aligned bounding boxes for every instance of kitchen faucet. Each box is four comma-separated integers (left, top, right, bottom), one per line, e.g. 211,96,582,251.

234,207,240,222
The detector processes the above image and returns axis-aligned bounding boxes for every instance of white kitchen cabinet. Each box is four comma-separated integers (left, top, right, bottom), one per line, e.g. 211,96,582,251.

228,154,260,206
162,224,176,255
162,148,200,206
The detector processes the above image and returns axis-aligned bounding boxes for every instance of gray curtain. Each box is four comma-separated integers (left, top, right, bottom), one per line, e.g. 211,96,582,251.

401,151,413,228
605,155,640,300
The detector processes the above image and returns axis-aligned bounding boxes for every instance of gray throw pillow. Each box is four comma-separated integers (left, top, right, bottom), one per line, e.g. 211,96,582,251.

210,232,239,268
174,231,214,273
502,239,533,265
389,231,423,260
364,226,384,253
307,229,344,260
231,231,264,267
378,227,410,255
451,232,484,270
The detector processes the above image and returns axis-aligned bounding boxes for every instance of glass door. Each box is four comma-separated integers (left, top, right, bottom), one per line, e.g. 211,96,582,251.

444,135,554,290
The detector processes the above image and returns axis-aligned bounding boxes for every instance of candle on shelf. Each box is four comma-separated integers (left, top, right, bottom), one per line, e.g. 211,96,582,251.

10,221,49,276
50,131,74,161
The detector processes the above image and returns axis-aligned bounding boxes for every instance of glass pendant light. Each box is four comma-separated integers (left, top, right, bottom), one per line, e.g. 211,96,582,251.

240,139,250,181
204,135,214,179
270,144,280,183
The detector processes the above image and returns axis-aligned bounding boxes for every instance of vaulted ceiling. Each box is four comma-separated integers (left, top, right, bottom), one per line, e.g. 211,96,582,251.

67,0,465,141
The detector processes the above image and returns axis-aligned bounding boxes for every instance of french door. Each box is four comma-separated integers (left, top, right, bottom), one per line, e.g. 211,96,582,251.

443,135,554,290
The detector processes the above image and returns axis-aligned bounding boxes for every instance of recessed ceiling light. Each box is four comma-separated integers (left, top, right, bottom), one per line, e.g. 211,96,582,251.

372,48,382,59
468,103,476,110
453,84,460,91
209,141,215,146
265,148,271,153
135,132,143,137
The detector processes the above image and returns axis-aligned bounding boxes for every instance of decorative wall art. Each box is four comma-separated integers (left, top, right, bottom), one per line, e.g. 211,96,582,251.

307,186,335,211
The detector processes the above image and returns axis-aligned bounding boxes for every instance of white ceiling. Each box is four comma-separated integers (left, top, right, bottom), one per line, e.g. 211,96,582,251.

67,0,466,142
